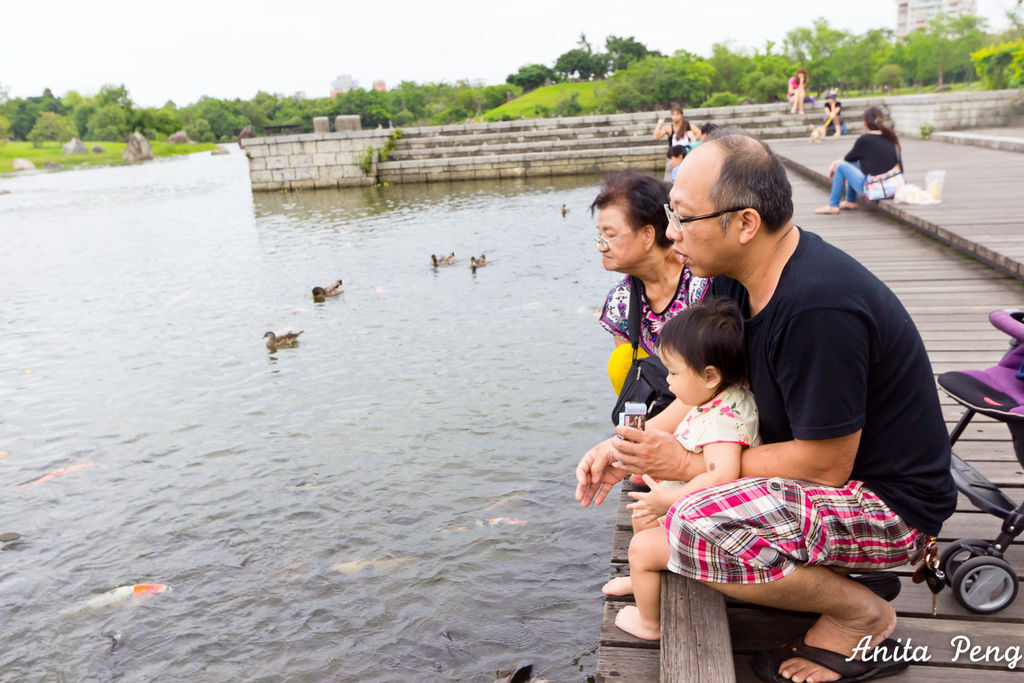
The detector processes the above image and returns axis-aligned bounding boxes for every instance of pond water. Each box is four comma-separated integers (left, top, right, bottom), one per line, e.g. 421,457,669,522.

0,150,624,680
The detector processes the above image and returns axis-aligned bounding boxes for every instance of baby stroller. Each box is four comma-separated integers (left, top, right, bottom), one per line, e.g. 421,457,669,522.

935,309,1024,614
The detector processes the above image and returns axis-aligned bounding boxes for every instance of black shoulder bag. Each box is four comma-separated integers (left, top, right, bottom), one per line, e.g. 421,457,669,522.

609,277,676,425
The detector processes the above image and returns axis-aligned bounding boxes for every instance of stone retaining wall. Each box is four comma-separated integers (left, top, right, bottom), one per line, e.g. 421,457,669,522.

244,129,394,191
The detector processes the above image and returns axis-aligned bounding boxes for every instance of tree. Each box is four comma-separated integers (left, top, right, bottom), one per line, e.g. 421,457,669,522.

507,64,555,91
874,63,905,88
0,114,11,142
605,35,655,72
27,111,77,146
86,104,129,141
555,48,597,80
784,18,850,92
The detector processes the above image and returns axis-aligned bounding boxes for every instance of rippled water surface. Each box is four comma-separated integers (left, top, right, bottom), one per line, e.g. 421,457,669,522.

0,149,623,681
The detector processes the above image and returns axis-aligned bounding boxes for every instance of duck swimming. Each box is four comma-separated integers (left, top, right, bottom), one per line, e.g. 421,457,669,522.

561,204,569,217
431,252,456,266
312,279,343,300
470,255,487,272
263,330,303,349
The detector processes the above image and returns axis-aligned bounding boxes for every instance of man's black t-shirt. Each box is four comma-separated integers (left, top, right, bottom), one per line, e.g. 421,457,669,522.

709,229,955,535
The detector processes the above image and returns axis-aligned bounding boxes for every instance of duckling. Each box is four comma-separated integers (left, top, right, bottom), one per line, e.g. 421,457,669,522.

561,204,569,217
312,279,343,301
431,252,456,267
470,254,488,272
263,330,303,349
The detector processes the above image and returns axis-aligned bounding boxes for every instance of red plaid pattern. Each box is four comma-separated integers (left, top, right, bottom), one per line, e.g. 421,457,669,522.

664,477,926,583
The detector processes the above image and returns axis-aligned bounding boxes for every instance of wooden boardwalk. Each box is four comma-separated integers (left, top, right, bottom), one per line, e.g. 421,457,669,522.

768,135,1024,281
594,168,1024,682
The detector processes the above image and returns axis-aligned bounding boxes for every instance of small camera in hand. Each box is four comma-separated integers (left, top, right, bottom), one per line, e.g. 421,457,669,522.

618,402,646,436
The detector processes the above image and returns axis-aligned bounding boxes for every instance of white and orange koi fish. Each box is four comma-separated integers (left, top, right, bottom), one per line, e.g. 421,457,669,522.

22,462,95,489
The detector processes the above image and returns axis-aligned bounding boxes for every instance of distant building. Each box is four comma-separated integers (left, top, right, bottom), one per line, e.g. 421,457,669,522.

896,0,979,36
372,80,386,92
331,74,358,96
293,91,306,102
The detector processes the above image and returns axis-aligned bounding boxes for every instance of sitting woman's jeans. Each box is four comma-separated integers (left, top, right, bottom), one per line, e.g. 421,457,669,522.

829,161,866,206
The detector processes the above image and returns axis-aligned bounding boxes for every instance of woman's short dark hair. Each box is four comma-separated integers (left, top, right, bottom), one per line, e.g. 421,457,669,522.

655,297,746,394
589,170,673,249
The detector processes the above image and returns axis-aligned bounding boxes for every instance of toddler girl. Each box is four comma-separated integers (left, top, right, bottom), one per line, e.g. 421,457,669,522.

601,297,759,640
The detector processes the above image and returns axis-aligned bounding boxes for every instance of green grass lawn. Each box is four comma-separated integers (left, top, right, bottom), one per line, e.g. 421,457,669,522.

0,140,220,173
480,82,605,120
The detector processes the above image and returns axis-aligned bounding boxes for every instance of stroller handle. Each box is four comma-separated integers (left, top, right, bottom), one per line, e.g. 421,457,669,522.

989,309,1024,344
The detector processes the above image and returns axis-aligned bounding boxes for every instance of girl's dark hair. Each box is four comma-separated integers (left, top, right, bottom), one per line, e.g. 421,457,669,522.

667,145,686,159
795,67,808,84
863,105,900,148
670,107,683,116
589,170,673,248
700,122,720,136
655,297,746,394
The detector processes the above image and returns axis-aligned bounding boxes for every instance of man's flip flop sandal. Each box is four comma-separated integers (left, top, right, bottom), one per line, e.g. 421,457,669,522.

751,637,909,682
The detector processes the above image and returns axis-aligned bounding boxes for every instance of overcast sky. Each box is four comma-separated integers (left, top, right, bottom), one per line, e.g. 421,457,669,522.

3,0,1015,107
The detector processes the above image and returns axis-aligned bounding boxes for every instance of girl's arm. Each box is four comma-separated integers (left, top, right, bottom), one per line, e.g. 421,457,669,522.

653,117,669,140
626,441,743,520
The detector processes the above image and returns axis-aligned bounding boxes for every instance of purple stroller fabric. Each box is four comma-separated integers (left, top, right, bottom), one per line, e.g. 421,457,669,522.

938,310,1024,419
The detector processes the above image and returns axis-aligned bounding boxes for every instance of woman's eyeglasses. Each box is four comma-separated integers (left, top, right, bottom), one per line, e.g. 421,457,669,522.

593,231,633,250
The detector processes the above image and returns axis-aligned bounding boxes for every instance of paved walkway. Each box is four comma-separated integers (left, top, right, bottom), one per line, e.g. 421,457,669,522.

770,135,1024,281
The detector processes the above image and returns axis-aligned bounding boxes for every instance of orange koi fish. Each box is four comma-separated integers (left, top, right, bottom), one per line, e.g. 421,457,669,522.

22,462,95,489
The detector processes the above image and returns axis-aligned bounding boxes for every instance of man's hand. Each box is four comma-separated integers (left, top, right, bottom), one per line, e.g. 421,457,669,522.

575,438,627,507
828,159,840,179
610,426,700,481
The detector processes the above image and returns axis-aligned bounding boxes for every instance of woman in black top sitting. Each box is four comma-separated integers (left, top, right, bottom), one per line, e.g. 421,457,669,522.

815,106,900,215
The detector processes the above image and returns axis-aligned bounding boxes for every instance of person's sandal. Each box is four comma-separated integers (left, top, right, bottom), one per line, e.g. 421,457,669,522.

751,636,909,682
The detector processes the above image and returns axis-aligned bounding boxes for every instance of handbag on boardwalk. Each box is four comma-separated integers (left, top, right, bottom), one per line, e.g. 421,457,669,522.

864,146,906,201
609,277,675,425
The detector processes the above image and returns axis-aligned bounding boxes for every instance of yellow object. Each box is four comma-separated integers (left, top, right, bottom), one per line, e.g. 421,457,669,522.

608,343,648,394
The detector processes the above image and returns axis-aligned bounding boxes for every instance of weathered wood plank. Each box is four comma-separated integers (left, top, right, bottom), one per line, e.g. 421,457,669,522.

661,572,736,683
596,646,660,681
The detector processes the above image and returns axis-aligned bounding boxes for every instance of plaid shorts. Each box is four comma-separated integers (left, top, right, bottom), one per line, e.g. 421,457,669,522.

664,476,927,584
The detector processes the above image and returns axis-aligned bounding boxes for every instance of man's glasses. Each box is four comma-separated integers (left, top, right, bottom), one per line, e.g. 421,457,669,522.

664,204,747,232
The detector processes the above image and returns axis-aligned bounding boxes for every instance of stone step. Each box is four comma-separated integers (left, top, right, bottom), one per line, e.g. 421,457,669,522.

390,121,838,161
393,99,890,140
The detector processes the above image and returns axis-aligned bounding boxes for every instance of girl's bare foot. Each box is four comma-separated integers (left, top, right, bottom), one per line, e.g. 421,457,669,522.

814,206,840,214
777,598,897,683
614,605,661,641
602,576,634,596
839,201,858,210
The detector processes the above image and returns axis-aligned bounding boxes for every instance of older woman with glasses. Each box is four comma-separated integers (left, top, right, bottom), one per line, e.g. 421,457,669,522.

592,171,710,393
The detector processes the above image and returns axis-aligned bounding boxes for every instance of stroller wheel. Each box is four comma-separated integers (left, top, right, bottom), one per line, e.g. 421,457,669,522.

939,538,990,584
951,556,1019,614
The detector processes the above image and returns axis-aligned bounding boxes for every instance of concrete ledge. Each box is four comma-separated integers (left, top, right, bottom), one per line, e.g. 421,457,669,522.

931,131,1024,154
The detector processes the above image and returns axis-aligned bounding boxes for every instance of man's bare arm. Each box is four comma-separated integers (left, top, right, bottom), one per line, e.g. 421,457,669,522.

740,430,861,486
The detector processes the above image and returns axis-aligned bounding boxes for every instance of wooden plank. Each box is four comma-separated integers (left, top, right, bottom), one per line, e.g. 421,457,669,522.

596,646,660,681
661,572,736,682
